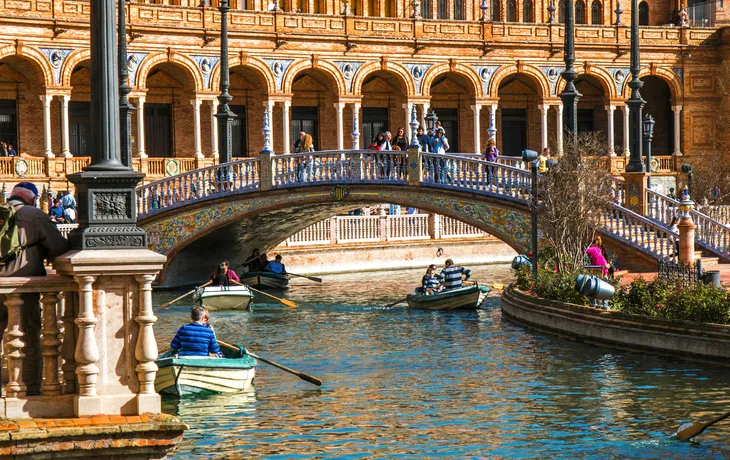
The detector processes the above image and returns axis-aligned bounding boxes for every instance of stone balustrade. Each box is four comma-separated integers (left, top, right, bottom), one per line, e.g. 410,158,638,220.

282,213,486,246
0,2,719,48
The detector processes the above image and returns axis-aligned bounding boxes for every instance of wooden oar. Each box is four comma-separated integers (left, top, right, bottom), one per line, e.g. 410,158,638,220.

383,297,408,308
287,272,323,283
157,281,212,310
491,283,506,291
232,256,258,273
676,410,730,441
232,280,298,308
217,340,322,386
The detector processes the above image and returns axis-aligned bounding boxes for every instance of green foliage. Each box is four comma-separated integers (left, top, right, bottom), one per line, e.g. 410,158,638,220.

513,268,730,325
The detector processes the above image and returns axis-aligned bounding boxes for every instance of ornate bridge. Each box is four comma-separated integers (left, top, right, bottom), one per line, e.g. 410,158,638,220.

135,149,730,286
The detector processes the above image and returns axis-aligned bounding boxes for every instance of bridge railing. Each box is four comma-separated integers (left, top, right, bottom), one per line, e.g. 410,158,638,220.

422,153,532,201
136,158,259,216
271,150,408,187
601,202,679,262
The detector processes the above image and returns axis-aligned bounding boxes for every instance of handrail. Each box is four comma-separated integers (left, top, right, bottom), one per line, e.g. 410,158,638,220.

601,202,679,262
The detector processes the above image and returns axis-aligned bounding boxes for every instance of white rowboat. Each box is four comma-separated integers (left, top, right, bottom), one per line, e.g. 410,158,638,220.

193,285,254,311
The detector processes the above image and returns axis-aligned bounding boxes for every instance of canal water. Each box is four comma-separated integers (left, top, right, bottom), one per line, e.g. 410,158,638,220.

153,265,730,459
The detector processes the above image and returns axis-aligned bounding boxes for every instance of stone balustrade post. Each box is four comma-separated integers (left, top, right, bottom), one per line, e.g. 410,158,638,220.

73,275,100,413
622,172,648,216
678,193,697,265
329,216,338,244
259,150,273,191
40,291,62,396
379,215,388,242
4,293,26,398
135,274,160,413
407,148,422,187
60,291,77,395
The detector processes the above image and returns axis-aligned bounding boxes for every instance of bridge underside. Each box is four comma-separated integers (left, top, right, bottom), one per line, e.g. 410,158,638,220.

140,185,532,287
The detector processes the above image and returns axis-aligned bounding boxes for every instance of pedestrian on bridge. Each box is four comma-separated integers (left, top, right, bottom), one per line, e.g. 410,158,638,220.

484,138,499,186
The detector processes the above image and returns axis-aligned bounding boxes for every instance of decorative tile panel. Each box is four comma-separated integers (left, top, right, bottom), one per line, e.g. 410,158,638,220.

472,65,500,96
40,48,73,85
192,55,221,89
403,63,433,95
262,58,294,91
334,61,364,93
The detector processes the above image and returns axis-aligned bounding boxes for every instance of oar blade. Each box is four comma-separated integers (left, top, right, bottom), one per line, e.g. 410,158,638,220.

298,373,323,386
676,422,705,441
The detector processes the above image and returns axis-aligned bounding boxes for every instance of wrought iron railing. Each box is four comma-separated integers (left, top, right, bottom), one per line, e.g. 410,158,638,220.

657,258,703,285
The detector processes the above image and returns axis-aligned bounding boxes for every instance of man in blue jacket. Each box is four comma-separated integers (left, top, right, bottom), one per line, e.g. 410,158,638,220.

170,306,222,357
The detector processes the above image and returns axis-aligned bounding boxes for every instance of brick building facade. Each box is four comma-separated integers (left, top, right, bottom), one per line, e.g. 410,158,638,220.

0,0,727,169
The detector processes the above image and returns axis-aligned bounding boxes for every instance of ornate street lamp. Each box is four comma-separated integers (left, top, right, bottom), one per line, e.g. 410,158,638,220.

425,109,438,133
643,113,655,188
216,0,236,164
118,0,133,168
559,0,581,141
624,0,645,173
67,0,145,249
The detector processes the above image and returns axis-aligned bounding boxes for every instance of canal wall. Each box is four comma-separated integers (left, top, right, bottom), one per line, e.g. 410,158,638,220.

501,286,730,365
273,238,517,275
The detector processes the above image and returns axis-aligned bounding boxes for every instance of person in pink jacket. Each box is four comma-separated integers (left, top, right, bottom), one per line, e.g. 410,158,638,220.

585,239,610,277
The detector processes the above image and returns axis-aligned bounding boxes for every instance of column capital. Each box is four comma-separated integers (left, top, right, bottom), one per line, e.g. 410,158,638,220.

672,105,683,113
190,98,203,107
264,99,275,108
210,98,219,107
471,104,482,111
39,94,53,104
489,103,498,112
137,95,146,104
334,101,345,110
58,94,71,103
283,99,292,109
605,105,616,112
538,104,549,112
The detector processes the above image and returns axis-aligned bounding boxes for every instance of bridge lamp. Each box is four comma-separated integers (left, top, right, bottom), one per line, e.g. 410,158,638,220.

681,163,693,198
575,274,615,310
511,255,532,270
425,109,438,133
522,149,539,280
643,113,655,189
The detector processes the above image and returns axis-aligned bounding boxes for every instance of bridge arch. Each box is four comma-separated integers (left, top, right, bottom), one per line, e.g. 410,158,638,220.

140,185,530,286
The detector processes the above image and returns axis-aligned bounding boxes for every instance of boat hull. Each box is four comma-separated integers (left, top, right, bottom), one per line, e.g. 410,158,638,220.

240,272,290,290
406,285,481,310
193,285,253,311
155,346,257,398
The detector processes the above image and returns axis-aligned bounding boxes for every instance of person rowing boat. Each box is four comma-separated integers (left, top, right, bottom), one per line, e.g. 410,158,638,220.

210,260,240,286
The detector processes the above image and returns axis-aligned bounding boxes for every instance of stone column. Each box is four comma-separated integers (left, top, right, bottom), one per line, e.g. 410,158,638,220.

420,102,430,129
403,102,413,135
40,94,54,158
672,105,682,156
472,104,482,154
210,99,219,159
622,105,630,157
282,100,291,154
136,96,147,158
352,102,361,149
335,102,345,150
191,98,203,158
556,104,564,155
265,100,275,151
134,274,160,413
538,104,549,150
60,95,72,157
488,104,497,141
606,104,616,155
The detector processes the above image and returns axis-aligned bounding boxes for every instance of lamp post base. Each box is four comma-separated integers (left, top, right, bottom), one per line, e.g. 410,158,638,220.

622,172,649,216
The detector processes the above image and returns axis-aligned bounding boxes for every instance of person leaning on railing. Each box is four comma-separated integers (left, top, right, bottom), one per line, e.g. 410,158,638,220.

0,182,69,395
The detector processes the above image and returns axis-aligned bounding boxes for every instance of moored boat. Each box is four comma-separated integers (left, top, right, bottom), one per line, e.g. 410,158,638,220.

155,343,257,397
406,284,483,310
193,285,254,311
240,271,290,290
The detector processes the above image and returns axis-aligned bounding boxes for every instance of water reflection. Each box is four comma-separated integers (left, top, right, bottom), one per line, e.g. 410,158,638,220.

154,265,730,458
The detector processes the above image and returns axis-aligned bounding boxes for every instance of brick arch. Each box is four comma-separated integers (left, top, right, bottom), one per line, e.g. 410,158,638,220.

282,59,348,96
134,52,204,92
60,48,91,88
555,65,617,100
351,60,416,97
421,63,483,98
209,54,276,94
621,67,683,102
0,44,54,87
488,64,551,99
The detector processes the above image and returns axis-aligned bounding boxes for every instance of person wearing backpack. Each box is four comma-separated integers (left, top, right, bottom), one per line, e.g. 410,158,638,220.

0,182,68,395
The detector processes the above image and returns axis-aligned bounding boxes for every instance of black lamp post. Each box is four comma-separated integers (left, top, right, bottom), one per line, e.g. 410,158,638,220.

624,0,645,172
67,0,145,249
118,0,133,168
681,163,693,198
559,0,581,140
522,149,539,279
216,0,235,164
643,113,655,188
425,109,438,133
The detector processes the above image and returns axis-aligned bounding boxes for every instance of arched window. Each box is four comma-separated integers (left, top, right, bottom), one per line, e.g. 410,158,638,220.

639,1,649,25
575,0,586,24
492,0,501,20
507,0,516,21
437,0,447,18
454,0,464,19
591,0,602,23
558,0,565,22
421,0,432,18
523,0,532,22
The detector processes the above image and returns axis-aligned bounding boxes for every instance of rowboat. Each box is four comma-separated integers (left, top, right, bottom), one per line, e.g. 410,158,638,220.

193,285,254,311
406,284,484,310
240,271,290,290
155,342,257,397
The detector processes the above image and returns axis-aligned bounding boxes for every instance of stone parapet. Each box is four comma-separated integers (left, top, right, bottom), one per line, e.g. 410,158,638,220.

501,286,730,365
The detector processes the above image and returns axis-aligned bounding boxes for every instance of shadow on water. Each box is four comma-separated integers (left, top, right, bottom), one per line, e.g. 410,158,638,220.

154,265,730,459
